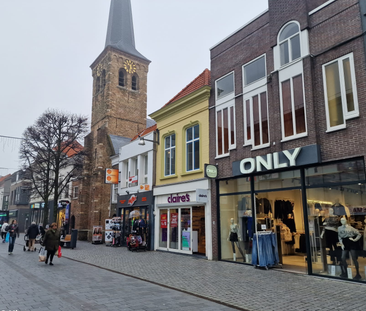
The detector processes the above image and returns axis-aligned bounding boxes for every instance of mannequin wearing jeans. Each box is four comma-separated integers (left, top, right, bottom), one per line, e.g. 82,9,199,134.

338,217,362,280
227,218,245,261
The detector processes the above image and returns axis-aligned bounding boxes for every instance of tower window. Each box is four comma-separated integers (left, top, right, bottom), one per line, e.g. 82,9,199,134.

102,70,106,90
132,74,139,91
96,77,100,93
119,69,126,87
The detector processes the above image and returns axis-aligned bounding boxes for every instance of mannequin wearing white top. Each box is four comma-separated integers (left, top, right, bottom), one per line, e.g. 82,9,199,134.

227,218,245,261
338,217,362,280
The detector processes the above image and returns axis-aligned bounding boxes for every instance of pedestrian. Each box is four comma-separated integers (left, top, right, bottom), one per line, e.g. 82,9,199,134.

38,223,45,237
26,221,39,251
7,220,19,255
1,221,9,242
42,222,60,266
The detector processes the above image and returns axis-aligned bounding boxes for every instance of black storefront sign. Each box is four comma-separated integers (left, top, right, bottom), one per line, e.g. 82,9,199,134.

232,144,321,176
117,191,153,208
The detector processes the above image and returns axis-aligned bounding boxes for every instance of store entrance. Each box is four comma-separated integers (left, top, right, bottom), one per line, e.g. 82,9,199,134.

121,207,147,247
256,189,307,273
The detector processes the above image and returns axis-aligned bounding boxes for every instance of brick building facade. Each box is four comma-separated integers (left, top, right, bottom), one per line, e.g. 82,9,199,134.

209,0,366,282
73,0,150,240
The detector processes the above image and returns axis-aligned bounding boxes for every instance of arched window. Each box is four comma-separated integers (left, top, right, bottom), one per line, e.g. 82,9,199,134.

118,69,126,87
96,76,100,93
132,74,139,91
101,70,106,90
279,22,301,66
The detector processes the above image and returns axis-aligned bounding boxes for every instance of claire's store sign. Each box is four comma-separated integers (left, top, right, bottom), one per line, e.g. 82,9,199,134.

166,189,208,204
232,144,320,176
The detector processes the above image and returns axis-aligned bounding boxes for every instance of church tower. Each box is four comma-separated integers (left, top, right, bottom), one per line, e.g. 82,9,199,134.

73,0,150,240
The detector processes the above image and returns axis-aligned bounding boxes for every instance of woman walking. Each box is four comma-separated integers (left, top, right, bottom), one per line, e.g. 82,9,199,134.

7,220,19,255
42,222,61,265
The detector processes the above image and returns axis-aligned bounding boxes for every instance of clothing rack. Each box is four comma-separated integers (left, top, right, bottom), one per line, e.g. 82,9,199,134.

252,231,282,270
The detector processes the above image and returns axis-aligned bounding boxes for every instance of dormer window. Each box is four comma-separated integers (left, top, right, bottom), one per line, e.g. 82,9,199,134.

279,22,301,66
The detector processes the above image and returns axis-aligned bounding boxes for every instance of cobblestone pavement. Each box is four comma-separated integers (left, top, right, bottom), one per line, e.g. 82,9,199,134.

36,236,366,311
8,235,366,311
0,238,236,311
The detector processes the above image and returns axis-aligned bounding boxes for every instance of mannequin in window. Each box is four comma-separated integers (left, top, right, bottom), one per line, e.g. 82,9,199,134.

320,207,340,264
338,217,362,280
227,218,245,261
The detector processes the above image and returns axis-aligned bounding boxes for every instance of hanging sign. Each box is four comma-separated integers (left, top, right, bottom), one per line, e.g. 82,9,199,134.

161,213,167,228
105,168,119,184
171,213,178,227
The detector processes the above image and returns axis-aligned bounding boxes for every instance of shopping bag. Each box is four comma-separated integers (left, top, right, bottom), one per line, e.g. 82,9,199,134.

38,246,47,262
5,232,9,243
57,245,62,258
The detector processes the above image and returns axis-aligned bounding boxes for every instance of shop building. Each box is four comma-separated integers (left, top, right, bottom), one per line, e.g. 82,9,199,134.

150,69,213,259
209,0,366,282
114,125,157,250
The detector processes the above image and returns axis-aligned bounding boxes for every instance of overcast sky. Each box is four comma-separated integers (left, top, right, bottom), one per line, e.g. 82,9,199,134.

0,0,268,175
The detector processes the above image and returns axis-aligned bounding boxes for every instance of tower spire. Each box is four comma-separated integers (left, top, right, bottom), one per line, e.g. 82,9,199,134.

105,0,149,61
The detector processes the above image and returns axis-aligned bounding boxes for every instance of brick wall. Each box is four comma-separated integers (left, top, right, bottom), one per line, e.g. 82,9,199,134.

209,0,366,259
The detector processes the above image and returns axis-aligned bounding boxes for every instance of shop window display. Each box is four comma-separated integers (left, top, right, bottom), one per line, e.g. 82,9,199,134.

220,194,253,263
307,185,366,282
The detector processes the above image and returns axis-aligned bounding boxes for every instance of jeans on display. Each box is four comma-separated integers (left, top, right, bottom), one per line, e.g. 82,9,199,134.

8,236,16,253
252,233,279,267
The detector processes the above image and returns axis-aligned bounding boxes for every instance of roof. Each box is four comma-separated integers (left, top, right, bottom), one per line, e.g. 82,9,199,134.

146,118,156,128
59,141,83,158
130,124,157,142
105,0,149,62
163,69,211,107
0,174,11,184
109,135,131,154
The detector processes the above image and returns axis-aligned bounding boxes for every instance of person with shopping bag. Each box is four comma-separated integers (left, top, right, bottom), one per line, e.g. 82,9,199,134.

7,220,19,255
42,222,61,266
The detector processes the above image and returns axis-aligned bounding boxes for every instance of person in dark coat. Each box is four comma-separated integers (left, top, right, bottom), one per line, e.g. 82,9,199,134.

42,222,61,266
27,221,39,252
7,220,19,255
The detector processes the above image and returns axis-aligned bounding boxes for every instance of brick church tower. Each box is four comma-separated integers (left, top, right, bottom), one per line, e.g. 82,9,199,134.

73,0,150,240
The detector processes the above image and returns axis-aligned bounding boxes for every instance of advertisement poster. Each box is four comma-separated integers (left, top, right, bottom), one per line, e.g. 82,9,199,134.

92,226,103,242
182,231,190,251
160,214,167,228
171,213,178,227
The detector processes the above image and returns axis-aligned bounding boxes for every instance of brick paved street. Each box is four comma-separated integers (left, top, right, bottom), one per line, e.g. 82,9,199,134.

0,238,235,311
3,235,366,311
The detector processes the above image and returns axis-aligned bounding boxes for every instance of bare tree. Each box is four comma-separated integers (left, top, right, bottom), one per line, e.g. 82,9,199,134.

20,109,88,225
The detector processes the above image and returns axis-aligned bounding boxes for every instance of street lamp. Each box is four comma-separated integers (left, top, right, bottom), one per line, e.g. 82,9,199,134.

138,129,160,145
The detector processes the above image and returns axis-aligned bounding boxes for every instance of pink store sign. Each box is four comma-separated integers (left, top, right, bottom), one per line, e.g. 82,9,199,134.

167,194,190,203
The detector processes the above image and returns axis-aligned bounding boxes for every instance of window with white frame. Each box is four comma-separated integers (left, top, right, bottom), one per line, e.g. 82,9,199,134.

112,183,118,202
143,154,148,184
123,160,129,188
280,73,306,138
279,22,301,66
186,124,200,171
215,72,236,157
129,157,138,186
243,55,269,149
164,134,176,176
323,53,359,131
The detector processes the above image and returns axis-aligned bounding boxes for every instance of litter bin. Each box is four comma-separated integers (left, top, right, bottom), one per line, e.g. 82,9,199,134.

70,229,78,249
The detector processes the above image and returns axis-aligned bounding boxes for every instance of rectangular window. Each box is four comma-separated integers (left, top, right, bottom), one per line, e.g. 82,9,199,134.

281,74,306,139
186,125,200,171
129,157,138,186
216,73,234,100
144,155,148,184
323,53,358,131
73,186,79,198
216,104,236,156
165,134,176,176
244,88,269,149
244,56,266,86
124,161,129,188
